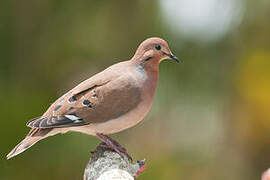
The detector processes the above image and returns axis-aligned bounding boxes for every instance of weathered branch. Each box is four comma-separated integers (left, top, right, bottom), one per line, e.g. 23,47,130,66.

84,143,146,180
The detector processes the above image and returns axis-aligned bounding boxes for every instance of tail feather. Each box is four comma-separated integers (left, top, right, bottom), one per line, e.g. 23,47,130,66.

6,136,42,159
7,128,51,159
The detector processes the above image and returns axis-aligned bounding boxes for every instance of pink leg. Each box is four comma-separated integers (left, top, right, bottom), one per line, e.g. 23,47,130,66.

96,133,132,160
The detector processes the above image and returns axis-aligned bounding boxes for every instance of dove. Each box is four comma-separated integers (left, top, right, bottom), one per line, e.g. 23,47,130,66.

7,37,179,160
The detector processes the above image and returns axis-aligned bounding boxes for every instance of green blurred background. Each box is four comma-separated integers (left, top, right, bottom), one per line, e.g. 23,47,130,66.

1,0,270,179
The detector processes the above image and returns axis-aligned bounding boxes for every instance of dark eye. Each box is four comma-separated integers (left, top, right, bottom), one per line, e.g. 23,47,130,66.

155,44,161,50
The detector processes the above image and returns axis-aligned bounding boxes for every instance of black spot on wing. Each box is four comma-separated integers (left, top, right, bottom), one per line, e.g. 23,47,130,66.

83,99,90,105
54,105,61,111
83,99,92,108
68,96,76,103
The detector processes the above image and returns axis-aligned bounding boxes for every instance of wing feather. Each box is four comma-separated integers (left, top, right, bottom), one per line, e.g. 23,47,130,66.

26,115,88,128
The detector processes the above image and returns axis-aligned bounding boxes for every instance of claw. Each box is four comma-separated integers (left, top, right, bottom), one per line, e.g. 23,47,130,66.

96,133,132,161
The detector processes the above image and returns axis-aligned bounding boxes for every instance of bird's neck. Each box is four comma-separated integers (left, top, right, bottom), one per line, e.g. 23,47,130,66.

131,54,160,70
141,64,159,104
131,59,159,100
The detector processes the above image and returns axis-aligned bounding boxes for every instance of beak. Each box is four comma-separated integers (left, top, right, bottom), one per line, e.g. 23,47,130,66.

163,52,180,63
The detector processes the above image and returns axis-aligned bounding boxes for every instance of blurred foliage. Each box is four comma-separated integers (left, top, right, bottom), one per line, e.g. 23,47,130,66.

0,0,270,179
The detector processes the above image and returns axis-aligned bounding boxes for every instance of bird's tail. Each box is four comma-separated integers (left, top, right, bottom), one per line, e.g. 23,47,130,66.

7,128,51,160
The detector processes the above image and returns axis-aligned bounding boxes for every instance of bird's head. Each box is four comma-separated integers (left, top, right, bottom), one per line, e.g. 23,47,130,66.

132,37,179,65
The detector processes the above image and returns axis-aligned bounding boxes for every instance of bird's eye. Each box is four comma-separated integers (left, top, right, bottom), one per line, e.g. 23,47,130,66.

155,44,161,50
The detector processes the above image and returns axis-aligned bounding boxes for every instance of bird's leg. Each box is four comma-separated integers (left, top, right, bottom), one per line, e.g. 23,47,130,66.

96,133,132,160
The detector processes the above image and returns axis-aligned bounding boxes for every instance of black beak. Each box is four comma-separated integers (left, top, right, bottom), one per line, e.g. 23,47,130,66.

163,52,180,63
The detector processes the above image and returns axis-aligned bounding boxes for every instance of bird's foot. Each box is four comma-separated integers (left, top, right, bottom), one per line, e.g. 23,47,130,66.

96,133,132,161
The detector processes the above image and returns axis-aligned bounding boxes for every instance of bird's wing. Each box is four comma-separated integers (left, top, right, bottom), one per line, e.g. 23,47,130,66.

27,63,142,129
